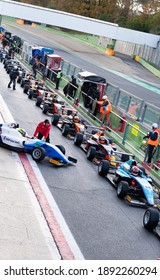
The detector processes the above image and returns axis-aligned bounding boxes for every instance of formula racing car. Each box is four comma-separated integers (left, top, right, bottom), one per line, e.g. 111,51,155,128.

0,123,77,167
74,127,118,166
51,106,78,125
98,158,159,207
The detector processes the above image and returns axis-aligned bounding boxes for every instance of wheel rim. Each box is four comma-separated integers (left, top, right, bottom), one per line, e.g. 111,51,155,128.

98,163,102,173
87,148,91,158
117,183,122,195
62,126,65,134
143,211,150,225
33,149,41,159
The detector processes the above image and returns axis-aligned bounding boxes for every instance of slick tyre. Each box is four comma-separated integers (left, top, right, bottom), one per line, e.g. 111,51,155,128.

117,181,129,199
55,145,66,155
23,84,29,93
143,208,159,230
62,124,70,137
74,132,83,146
51,114,60,126
121,154,130,162
98,160,110,177
31,147,46,162
43,104,49,114
36,96,42,107
86,146,96,161
28,90,34,99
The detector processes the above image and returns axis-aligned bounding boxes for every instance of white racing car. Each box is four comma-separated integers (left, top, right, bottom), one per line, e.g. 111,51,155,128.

0,123,77,166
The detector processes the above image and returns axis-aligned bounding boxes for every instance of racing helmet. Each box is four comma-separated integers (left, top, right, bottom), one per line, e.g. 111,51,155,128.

102,95,107,100
74,116,79,123
18,128,26,137
99,136,106,144
131,166,139,176
68,115,73,121
152,123,158,129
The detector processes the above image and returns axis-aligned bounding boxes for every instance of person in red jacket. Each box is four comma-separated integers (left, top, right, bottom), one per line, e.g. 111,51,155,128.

33,119,51,143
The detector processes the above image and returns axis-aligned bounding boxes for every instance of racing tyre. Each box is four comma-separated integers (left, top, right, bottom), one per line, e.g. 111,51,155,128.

87,146,96,161
55,145,66,155
36,96,42,107
143,208,159,230
62,124,70,137
43,104,49,114
98,160,110,177
117,181,129,199
121,154,130,162
23,84,29,93
31,147,46,162
28,90,34,99
20,80,25,87
17,76,21,83
74,132,83,146
51,114,60,126
91,129,99,135
7,68,11,74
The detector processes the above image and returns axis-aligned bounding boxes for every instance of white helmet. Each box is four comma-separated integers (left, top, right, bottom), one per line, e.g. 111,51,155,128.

102,95,107,100
152,123,158,129
68,115,73,121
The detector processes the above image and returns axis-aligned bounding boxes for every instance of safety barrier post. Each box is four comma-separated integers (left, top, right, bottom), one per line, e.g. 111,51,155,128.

122,122,129,145
126,96,132,113
140,104,147,123
66,63,71,76
137,100,145,121
114,87,120,107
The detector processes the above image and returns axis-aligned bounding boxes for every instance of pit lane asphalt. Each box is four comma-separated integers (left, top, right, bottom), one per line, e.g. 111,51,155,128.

0,62,159,260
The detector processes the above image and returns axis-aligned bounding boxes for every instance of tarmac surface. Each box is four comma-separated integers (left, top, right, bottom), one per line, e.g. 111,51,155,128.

0,102,60,259
0,94,84,260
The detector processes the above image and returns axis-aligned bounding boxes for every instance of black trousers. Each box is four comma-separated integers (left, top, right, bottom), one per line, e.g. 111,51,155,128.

8,78,16,89
37,132,50,143
147,144,155,163
32,69,37,78
55,78,60,89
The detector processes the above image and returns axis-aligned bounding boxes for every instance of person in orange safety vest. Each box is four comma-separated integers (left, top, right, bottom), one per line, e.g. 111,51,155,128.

97,95,112,123
143,123,159,164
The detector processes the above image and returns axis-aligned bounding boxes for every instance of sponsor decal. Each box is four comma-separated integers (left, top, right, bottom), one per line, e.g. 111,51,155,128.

3,136,20,145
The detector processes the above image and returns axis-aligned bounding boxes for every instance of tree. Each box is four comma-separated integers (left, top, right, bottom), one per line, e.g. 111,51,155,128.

13,0,160,34
147,12,160,34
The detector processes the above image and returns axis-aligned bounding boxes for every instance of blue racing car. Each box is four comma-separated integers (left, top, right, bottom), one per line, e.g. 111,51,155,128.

98,158,159,207
0,123,77,166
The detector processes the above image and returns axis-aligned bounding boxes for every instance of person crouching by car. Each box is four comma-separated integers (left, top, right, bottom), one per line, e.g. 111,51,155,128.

33,119,51,143
8,66,19,90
